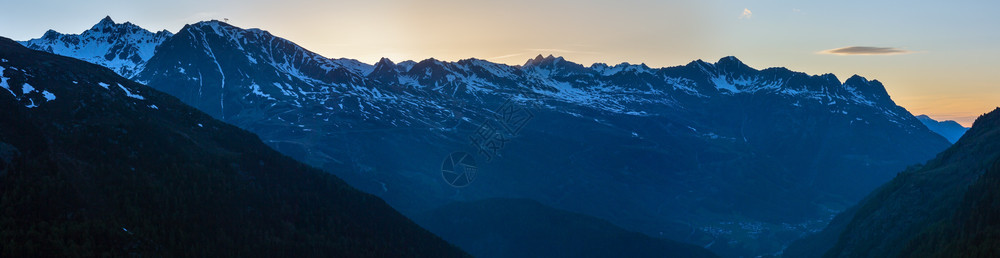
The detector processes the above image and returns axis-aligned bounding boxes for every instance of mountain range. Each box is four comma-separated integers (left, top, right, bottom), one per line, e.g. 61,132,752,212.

19,17,954,257
0,36,467,257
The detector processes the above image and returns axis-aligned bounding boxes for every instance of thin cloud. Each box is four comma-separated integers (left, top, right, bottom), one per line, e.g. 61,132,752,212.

488,52,527,60
739,8,752,19
819,46,915,55
525,48,601,55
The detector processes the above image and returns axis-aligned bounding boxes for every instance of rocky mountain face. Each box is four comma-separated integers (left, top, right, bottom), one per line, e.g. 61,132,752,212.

0,37,467,257
20,16,172,78
131,20,372,121
916,114,969,143
21,18,952,257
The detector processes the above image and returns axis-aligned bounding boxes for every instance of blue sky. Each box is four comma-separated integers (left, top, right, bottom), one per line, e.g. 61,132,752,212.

1,0,997,125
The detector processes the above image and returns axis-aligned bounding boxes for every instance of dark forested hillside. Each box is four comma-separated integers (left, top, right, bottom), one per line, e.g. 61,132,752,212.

900,158,1000,257
790,108,1000,258
0,37,467,257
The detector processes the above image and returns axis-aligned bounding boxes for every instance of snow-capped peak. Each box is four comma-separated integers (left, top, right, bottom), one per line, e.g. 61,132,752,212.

591,62,652,76
91,16,116,30
41,29,61,40
524,54,562,67
375,57,396,68
19,16,172,78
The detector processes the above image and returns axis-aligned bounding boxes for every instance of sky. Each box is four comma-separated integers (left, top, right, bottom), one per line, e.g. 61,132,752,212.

1,0,997,126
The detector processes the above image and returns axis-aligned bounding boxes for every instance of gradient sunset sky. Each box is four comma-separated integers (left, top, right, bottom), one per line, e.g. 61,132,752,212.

2,0,997,126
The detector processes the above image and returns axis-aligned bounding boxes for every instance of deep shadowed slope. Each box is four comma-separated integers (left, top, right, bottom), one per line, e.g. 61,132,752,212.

0,37,467,257
799,108,1000,258
414,198,718,258
900,154,1000,257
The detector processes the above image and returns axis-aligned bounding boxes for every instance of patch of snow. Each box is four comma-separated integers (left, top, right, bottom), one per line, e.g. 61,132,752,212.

0,67,13,96
116,83,144,100
98,82,110,89
21,83,34,94
711,76,741,93
248,83,275,100
42,90,56,101
398,75,420,87
272,82,295,96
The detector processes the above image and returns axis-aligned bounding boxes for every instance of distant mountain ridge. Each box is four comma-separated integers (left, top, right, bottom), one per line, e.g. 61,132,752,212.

20,19,920,124
19,17,952,257
916,114,969,143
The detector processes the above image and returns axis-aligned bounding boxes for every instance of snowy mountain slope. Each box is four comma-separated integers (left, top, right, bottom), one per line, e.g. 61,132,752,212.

19,16,172,78
132,20,377,121
26,19,951,257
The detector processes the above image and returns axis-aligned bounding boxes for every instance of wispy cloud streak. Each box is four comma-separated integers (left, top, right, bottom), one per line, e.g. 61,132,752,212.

819,46,915,55
739,8,752,19
488,53,527,60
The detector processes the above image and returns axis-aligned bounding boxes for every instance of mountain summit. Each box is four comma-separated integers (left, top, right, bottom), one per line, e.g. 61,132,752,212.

20,16,172,78
92,15,116,30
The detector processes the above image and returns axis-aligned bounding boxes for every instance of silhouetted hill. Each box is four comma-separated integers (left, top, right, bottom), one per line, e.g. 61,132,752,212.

901,152,1000,257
